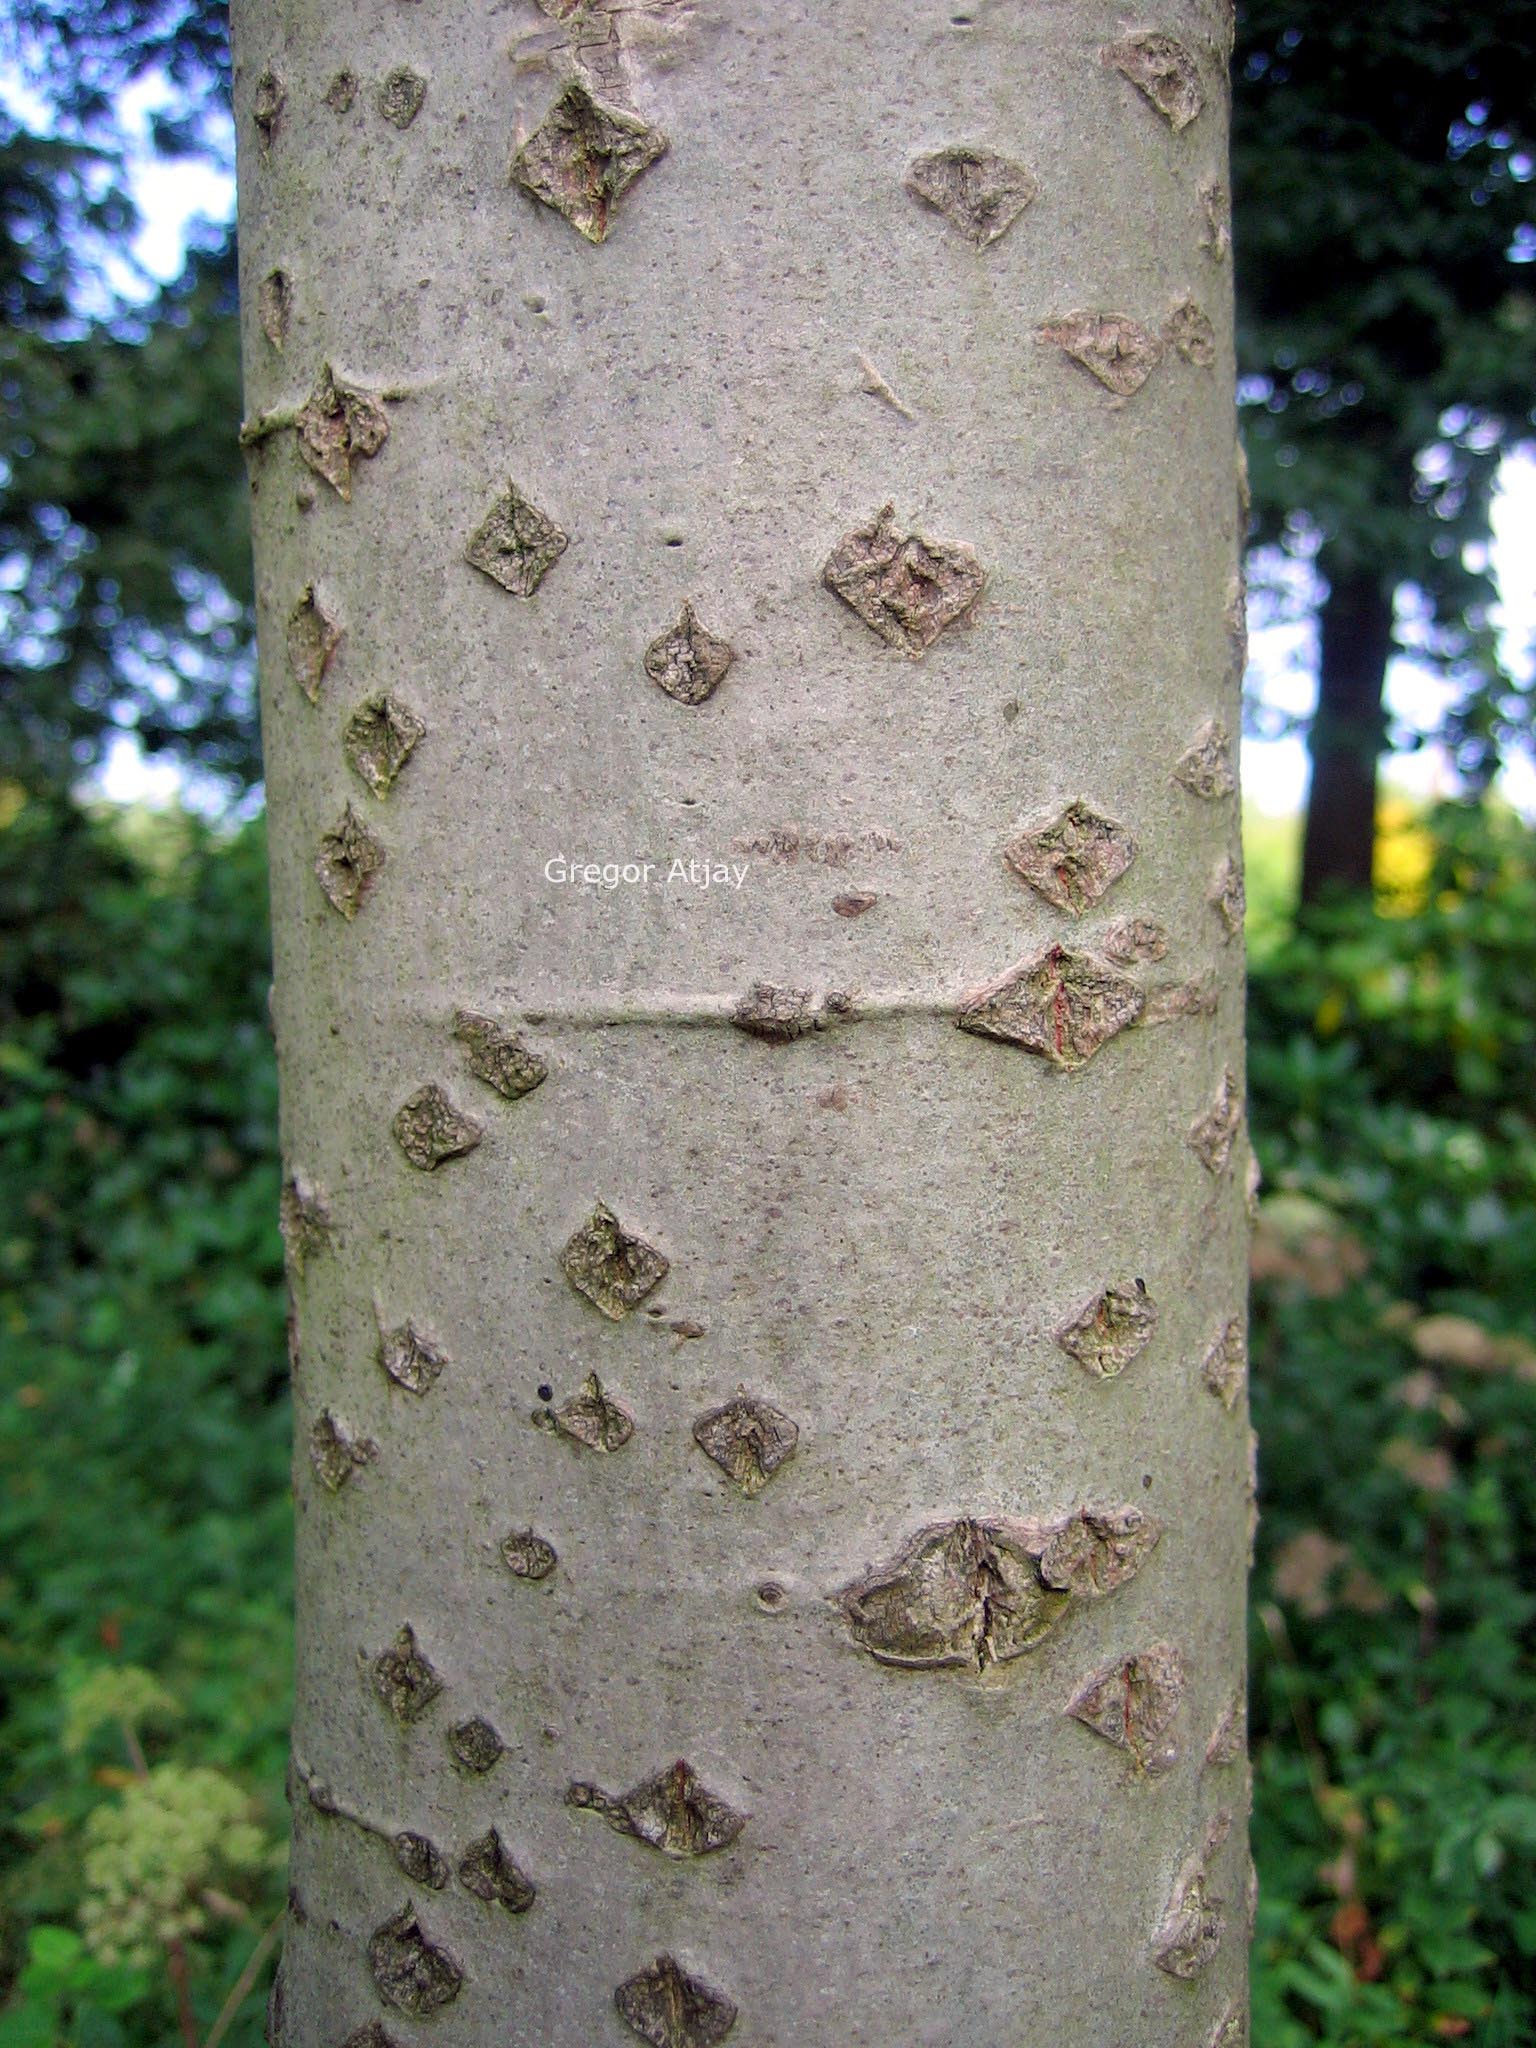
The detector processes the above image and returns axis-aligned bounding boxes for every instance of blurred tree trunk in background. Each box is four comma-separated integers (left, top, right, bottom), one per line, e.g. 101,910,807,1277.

235,2,1251,2041
1300,564,1397,905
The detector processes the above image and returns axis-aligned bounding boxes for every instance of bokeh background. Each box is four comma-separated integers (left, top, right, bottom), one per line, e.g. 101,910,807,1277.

2,5,1535,2043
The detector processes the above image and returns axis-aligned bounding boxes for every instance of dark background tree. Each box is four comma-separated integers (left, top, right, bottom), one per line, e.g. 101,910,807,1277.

1233,3,1536,902
1,0,251,804
5,3,1535,907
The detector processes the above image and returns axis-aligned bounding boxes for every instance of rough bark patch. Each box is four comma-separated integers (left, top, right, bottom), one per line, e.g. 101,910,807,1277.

644,602,735,704
448,1717,504,1774
1167,296,1217,367
1066,1644,1184,1769
614,1954,737,2048
1209,852,1246,939
1189,1068,1242,1175
1002,800,1135,914
560,1204,668,1318
1199,176,1232,260
691,1394,798,1496
1140,974,1218,1025
286,583,341,703
1102,916,1168,964
252,67,284,147
1057,1281,1159,1379
324,71,358,114
392,1085,483,1171
372,1626,443,1724
454,1009,548,1099
956,946,1144,1071
1102,32,1204,131
500,1528,558,1580
378,1317,447,1395
1039,311,1161,396
904,146,1037,248
536,1371,635,1452
512,80,668,244
295,364,389,501
1226,569,1249,680
1207,2002,1248,2048
567,1760,746,1857
367,1905,462,2014
1202,1318,1247,1409
464,482,568,595
822,502,985,656
1033,1505,1163,1596
257,267,291,349
315,804,385,919
1174,718,1236,799
1204,1685,1247,1769
837,1519,1076,1672
457,1828,535,1913
307,1410,376,1492
394,1832,449,1889
731,983,853,1043
377,67,426,128
1153,1811,1232,1978
279,1172,331,1272
732,824,902,867
344,695,424,797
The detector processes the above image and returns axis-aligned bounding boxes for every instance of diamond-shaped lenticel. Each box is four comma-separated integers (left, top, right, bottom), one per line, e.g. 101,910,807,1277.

560,1204,669,1319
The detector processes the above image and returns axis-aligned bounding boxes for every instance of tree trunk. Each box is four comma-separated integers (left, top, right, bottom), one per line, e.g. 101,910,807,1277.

234,4,1251,2042
1299,563,1395,906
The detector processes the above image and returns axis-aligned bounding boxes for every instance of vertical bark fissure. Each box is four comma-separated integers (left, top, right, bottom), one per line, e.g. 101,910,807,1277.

235,3,1249,2040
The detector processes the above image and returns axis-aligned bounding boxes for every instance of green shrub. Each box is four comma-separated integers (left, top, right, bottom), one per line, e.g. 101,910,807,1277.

1248,802,1536,2045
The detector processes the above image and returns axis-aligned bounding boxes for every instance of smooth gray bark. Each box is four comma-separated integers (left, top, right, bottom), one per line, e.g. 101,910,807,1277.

235,4,1251,2042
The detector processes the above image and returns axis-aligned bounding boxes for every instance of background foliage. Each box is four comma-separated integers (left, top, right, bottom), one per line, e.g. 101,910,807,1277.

0,804,289,2044
3,793,1536,2043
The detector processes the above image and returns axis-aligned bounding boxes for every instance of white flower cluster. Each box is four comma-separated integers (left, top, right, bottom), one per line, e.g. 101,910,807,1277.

79,1765,270,1969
